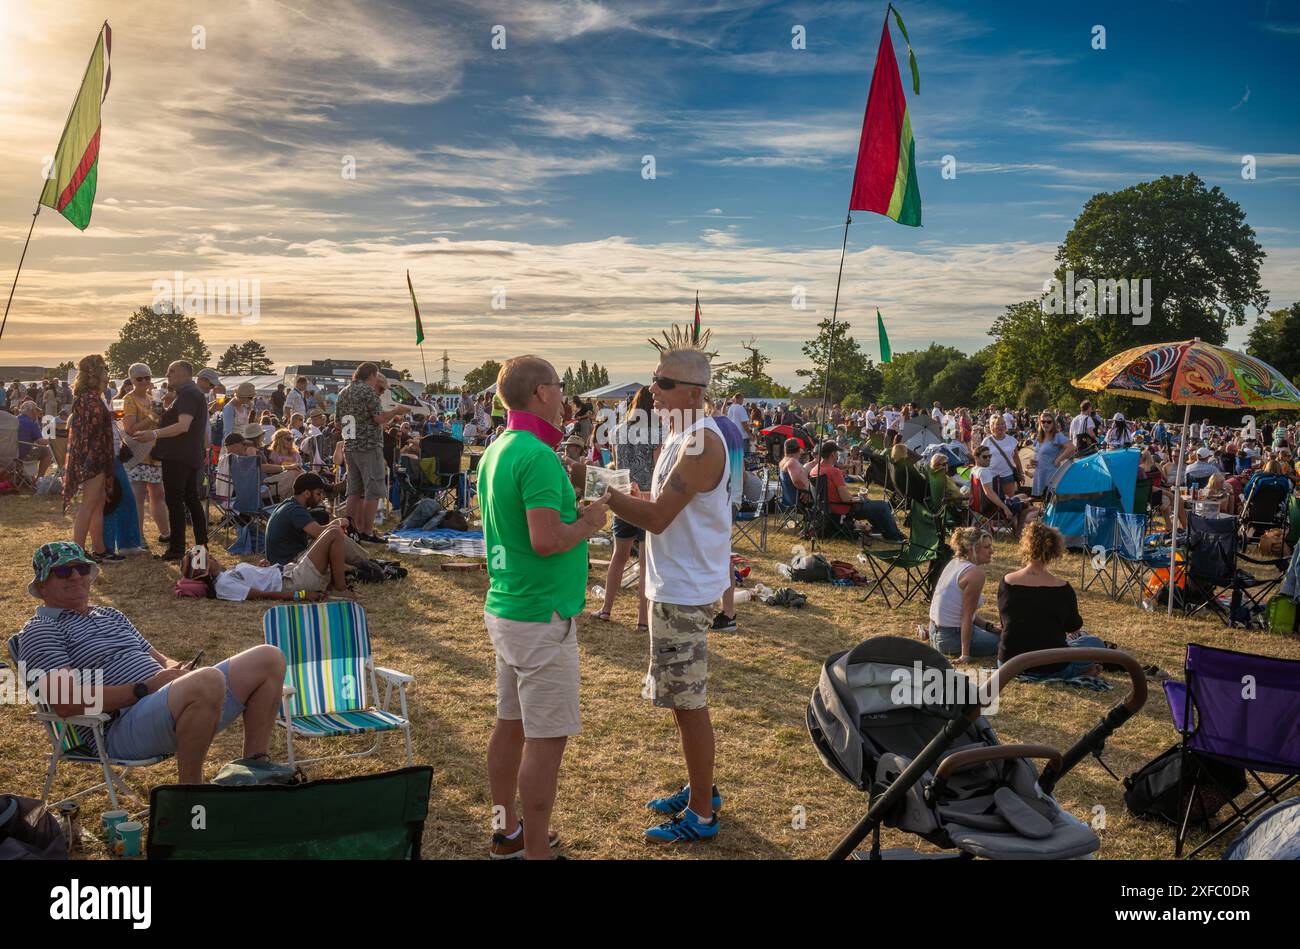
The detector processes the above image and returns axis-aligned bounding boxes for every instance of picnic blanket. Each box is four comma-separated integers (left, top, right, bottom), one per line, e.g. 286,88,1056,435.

1016,673,1114,692
389,528,486,559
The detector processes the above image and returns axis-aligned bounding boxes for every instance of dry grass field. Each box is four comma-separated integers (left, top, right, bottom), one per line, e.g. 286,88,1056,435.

2,490,1297,860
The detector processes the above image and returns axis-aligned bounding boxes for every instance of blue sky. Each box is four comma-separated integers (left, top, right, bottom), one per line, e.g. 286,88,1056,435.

1,0,1298,385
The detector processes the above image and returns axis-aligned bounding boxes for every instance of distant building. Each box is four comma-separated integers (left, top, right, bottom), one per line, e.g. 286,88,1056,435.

283,360,402,383
0,366,49,381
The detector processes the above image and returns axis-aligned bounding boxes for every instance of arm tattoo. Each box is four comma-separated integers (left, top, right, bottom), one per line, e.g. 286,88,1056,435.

667,471,690,495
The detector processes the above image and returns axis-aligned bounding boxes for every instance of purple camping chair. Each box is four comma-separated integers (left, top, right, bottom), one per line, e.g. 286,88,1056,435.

1164,643,1300,858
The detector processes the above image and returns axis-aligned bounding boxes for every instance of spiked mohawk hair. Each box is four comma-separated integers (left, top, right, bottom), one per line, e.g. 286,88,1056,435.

647,323,719,360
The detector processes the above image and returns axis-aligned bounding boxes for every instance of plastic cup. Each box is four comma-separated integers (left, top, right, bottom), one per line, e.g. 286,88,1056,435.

585,466,631,500
113,820,142,857
102,809,128,844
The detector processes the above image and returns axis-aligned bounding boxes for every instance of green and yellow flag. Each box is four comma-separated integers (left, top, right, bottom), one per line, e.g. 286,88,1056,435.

39,23,111,231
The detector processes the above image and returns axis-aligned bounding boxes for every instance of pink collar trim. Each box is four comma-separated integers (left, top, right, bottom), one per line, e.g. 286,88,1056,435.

506,410,563,449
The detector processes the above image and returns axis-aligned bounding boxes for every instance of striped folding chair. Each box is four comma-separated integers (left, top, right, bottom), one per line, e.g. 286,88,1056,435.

7,634,169,811
262,602,414,769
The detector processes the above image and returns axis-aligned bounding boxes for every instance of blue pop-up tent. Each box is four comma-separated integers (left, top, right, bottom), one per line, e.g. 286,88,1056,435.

1042,448,1141,547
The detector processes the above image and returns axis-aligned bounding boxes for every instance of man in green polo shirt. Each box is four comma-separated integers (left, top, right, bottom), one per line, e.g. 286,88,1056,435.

479,355,609,860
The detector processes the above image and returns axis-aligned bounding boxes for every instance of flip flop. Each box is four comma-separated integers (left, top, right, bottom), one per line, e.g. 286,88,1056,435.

589,610,611,621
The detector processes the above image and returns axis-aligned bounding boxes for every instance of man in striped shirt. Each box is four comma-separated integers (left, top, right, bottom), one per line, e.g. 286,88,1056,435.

18,542,289,784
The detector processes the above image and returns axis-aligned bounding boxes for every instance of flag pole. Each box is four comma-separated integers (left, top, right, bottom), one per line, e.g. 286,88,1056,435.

419,344,429,395
0,202,42,343
810,210,853,551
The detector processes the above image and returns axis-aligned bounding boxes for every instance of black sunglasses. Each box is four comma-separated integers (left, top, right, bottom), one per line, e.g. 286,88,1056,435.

134,375,151,381
652,374,707,390
49,564,94,579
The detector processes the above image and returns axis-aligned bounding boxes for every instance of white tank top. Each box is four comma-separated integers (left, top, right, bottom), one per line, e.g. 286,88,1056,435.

929,559,983,628
645,416,732,606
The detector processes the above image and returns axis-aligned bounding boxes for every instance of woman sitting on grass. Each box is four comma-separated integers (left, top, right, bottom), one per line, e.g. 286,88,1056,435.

997,522,1107,680
927,527,1001,663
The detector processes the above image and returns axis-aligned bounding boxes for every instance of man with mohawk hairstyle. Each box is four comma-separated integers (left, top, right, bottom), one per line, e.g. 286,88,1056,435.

606,323,735,843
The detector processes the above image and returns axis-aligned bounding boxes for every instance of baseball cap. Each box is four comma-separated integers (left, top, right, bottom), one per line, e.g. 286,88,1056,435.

29,541,98,598
223,432,247,448
293,472,326,494
1196,446,1213,459
196,368,221,386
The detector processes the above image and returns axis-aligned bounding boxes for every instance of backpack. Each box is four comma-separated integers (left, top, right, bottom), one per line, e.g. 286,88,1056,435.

0,794,68,860
1122,744,1247,826
789,553,833,583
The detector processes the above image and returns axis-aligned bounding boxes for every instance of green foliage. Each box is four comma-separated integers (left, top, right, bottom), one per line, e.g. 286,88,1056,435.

565,361,610,395
1247,302,1300,393
796,318,882,404
106,306,211,378
44,361,75,381
1019,378,1049,413
715,340,792,399
879,344,980,406
463,360,502,393
216,340,274,375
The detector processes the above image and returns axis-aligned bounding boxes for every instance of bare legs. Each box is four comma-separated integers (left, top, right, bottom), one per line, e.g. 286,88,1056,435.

674,707,716,818
487,718,566,859
73,473,105,554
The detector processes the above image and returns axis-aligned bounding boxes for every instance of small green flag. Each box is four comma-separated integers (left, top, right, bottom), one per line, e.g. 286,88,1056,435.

407,270,424,346
877,309,892,363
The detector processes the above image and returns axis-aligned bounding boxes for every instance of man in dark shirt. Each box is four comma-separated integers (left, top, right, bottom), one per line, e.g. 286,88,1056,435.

138,361,209,560
265,473,369,582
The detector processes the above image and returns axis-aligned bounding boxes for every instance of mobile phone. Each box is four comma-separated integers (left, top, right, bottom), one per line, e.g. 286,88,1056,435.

187,650,205,670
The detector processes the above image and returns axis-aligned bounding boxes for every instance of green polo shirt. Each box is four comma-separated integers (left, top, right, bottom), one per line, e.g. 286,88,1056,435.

479,428,587,622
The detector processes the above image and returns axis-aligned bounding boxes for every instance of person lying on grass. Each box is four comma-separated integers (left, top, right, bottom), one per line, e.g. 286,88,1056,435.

17,541,292,784
180,547,354,602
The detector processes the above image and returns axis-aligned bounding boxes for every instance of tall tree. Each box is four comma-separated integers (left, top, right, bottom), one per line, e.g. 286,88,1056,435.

463,359,502,393
1247,302,1300,392
562,366,576,395
796,318,881,404
1056,173,1268,351
216,344,243,374
237,340,274,374
106,306,211,378
44,360,75,381
716,339,793,398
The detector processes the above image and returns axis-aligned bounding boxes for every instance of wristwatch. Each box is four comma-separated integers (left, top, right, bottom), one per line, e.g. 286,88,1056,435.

132,682,149,701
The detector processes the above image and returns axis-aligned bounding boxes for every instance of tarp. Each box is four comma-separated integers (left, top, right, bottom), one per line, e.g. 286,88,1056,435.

1042,448,1141,547
218,374,282,395
1224,796,1300,860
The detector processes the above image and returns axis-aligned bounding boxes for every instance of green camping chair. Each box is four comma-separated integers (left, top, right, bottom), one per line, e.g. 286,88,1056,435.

147,766,433,859
263,602,414,770
860,499,947,607
6,634,170,811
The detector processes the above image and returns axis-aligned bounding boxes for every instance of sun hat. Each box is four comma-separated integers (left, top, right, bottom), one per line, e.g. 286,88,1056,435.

239,422,266,441
29,542,99,598
235,382,256,399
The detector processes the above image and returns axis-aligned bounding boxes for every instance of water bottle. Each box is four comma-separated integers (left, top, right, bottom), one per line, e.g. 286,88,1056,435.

591,585,605,599
734,588,752,604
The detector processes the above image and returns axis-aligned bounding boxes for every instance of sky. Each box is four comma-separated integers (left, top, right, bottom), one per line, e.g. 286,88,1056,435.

0,0,1298,388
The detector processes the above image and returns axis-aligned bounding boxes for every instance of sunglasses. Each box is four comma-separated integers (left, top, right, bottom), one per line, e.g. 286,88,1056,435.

48,563,94,580
134,376,151,382
652,374,707,390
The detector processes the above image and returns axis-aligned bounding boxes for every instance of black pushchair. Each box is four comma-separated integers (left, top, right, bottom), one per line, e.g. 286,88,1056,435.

808,636,1147,859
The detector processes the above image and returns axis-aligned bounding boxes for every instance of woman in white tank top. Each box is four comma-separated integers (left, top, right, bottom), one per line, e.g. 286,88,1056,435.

928,527,1000,661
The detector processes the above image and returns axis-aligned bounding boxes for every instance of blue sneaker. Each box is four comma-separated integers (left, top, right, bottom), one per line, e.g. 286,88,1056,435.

646,784,722,815
645,808,720,843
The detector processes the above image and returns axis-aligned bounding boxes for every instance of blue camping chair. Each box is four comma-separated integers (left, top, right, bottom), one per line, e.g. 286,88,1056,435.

1112,511,1171,604
1079,504,1120,596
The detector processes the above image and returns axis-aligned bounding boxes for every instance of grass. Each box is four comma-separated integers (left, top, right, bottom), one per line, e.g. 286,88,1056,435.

2,490,1297,860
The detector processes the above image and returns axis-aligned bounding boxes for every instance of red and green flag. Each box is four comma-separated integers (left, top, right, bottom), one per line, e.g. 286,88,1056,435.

693,291,701,343
849,7,921,227
406,270,425,345
40,23,111,231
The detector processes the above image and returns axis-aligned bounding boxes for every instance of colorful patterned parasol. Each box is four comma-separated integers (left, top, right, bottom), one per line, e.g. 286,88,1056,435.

1072,338,1300,410
1074,338,1300,614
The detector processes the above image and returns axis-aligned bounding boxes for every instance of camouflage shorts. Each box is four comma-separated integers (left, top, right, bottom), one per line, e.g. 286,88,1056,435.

646,601,715,710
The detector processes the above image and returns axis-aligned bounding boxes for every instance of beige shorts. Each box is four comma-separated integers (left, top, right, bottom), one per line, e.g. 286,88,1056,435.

647,601,715,710
283,552,328,594
344,447,386,500
484,611,580,738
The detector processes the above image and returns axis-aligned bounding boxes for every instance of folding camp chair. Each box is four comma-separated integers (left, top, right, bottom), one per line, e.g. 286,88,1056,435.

1178,513,1285,627
212,452,275,547
774,469,809,536
1112,511,1170,604
1079,504,1120,597
966,472,1015,537
1165,643,1300,858
732,467,770,552
6,635,169,811
263,601,414,769
805,474,861,542
400,431,464,516
1237,475,1291,549
860,499,947,607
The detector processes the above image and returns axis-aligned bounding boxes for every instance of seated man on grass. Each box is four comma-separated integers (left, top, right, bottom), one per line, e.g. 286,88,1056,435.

18,542,290,783
181,547,354,602
265,472,372,578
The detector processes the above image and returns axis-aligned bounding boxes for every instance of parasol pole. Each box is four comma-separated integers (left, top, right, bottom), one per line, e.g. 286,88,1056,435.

1167,400,1192,615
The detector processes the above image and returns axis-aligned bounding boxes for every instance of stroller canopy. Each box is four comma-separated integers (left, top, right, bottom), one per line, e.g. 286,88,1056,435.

1042,448,1140,547
1223,797,1300,860
807,636,1100,860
